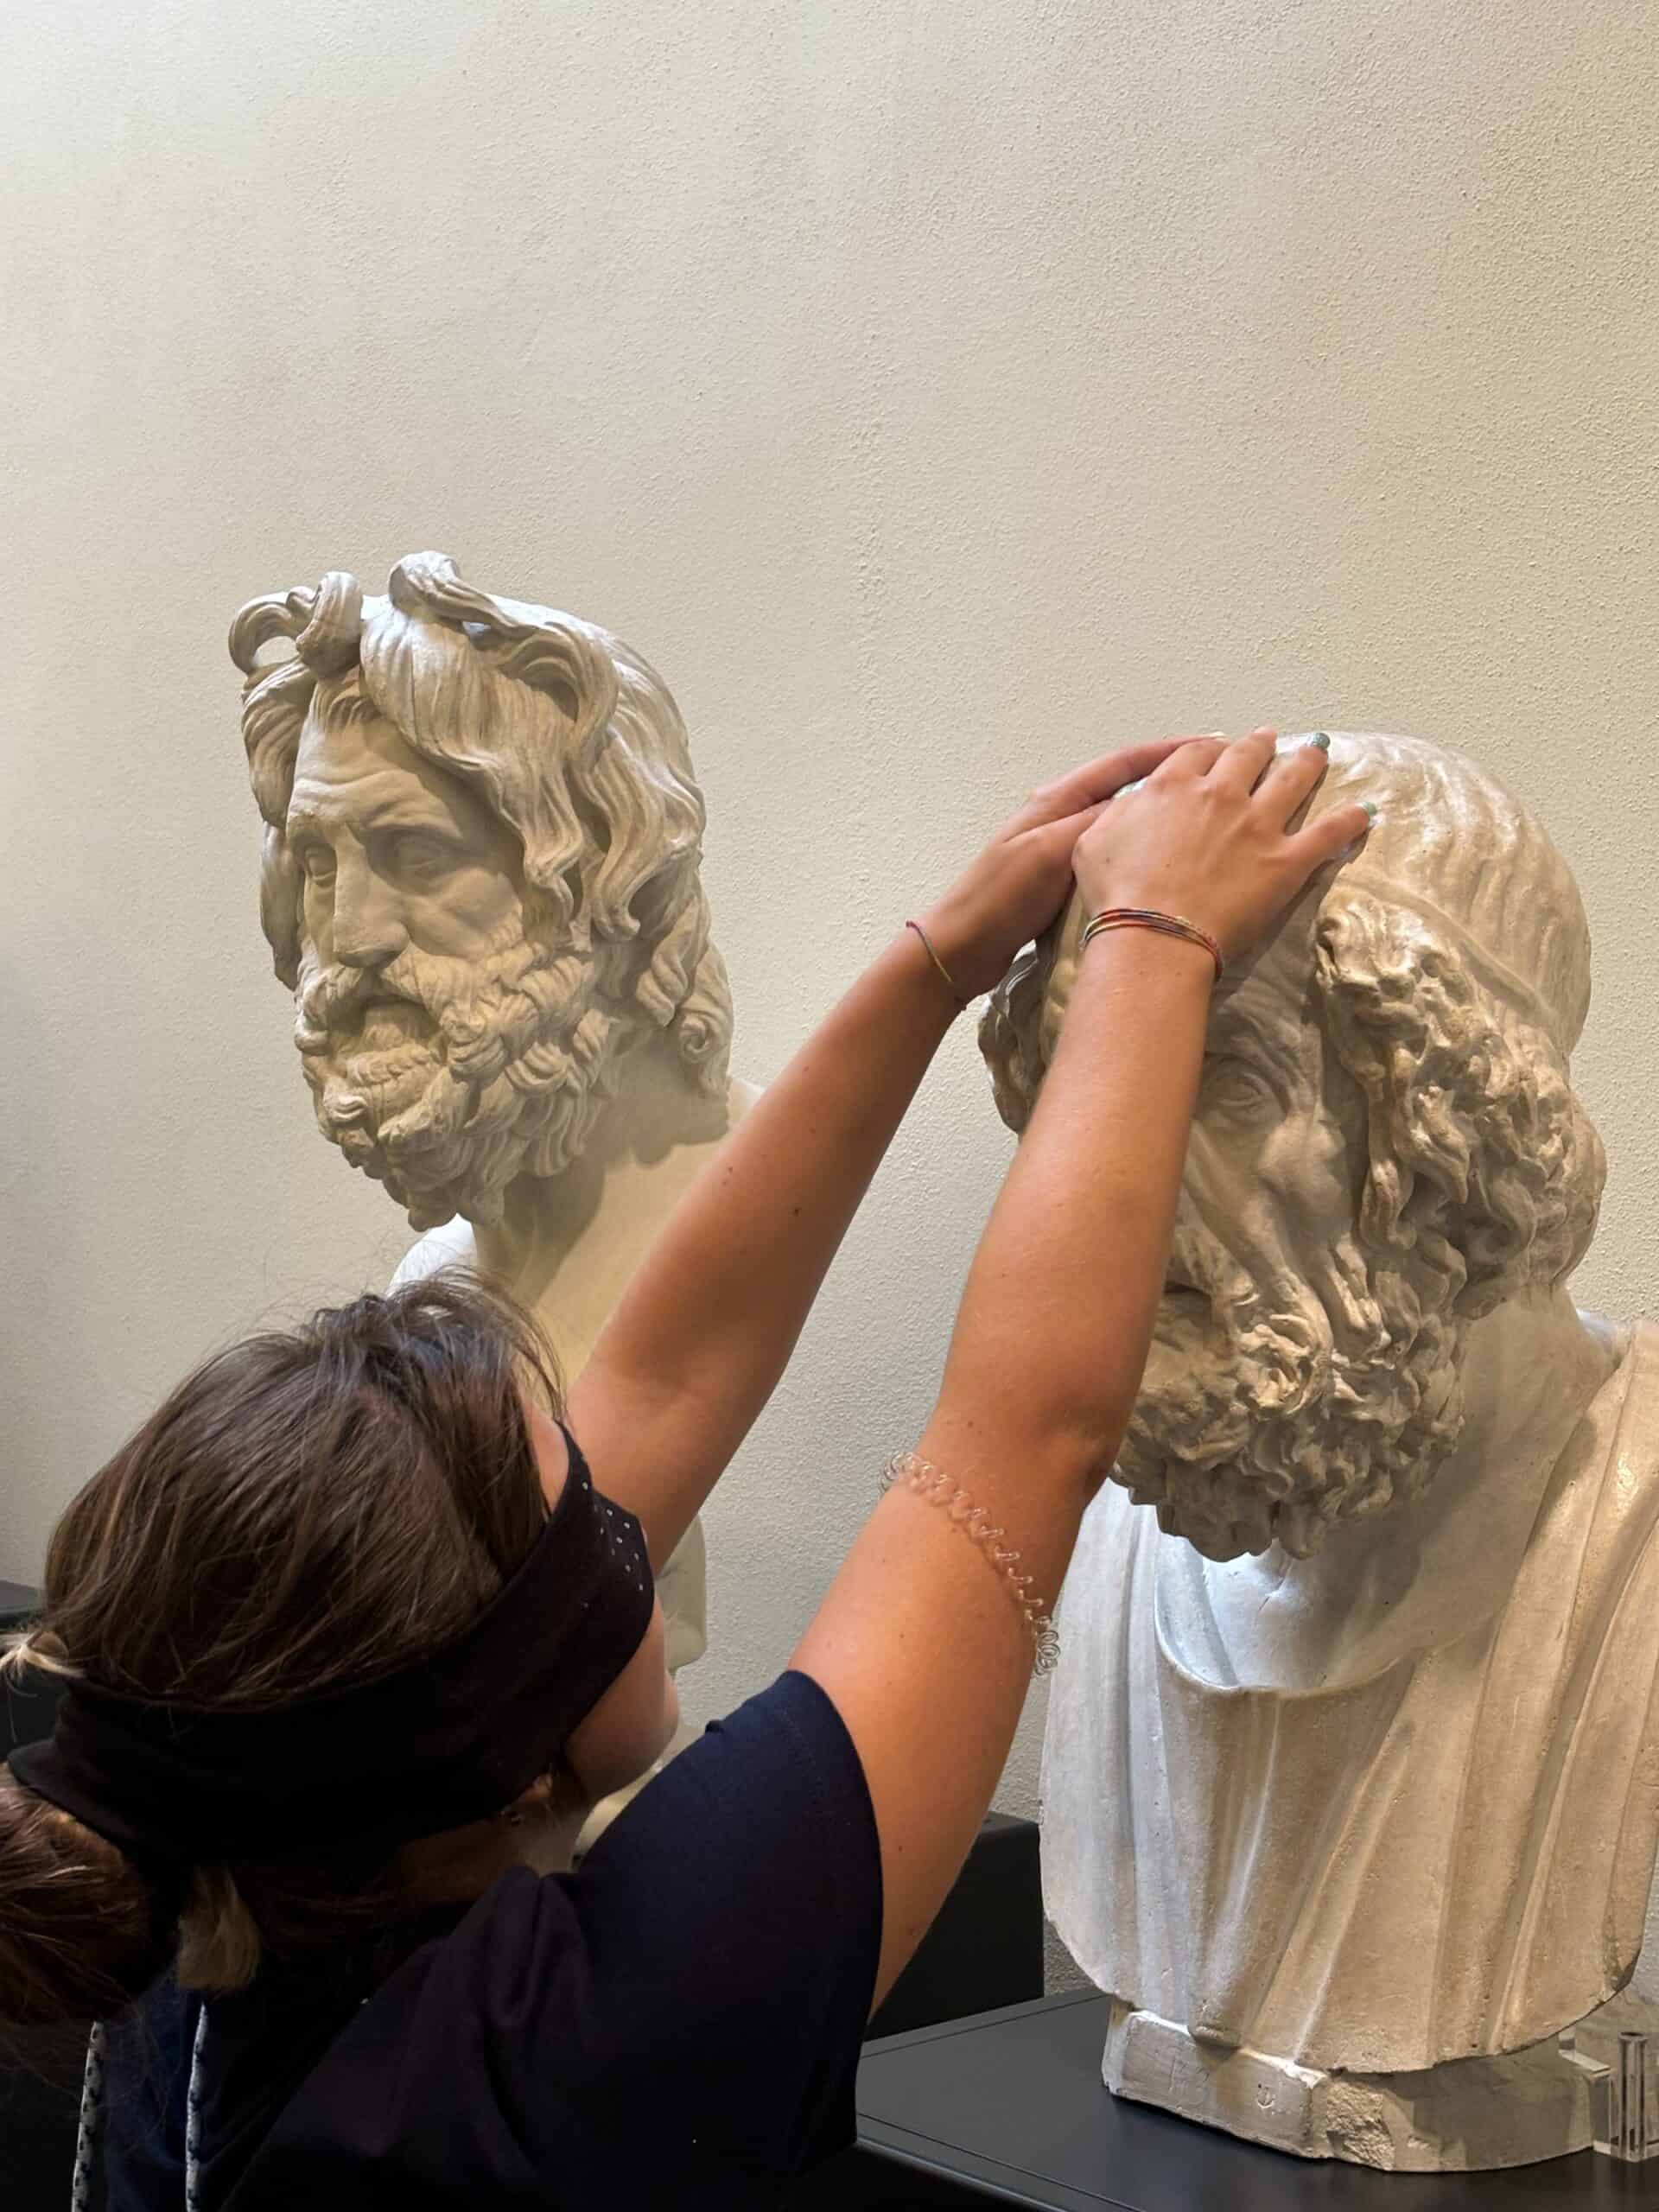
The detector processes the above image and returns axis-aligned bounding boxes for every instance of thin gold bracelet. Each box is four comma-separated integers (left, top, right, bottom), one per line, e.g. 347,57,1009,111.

880,1452,1059,1675
905,918,971,1011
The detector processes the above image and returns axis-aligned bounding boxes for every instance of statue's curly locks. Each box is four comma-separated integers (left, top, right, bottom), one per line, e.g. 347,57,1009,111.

228,551,732,1092
980,734,1604,1319
1313,895,1602,1321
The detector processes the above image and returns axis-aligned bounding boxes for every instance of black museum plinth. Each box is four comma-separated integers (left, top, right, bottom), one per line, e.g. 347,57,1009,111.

793,1993,1646,2210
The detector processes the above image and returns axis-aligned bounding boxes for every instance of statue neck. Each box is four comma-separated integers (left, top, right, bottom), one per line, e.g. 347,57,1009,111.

469,1032,744,1375
1173,1290,1626,1694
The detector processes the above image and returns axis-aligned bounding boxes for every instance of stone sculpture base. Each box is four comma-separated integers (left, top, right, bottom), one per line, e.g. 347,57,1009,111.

1103,2002,1592,2171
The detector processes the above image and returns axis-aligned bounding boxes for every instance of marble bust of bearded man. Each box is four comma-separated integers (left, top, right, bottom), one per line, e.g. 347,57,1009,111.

980,734,1659,2166
230,554,756,1787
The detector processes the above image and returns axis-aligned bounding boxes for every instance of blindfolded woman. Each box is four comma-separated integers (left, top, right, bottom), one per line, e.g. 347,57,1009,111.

2,729,1364,2208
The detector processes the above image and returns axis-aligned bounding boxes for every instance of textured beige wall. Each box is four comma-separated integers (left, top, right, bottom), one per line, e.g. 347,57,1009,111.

3,3,1656,1987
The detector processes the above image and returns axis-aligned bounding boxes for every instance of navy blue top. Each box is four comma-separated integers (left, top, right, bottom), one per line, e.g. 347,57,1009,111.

96,1671,882,2209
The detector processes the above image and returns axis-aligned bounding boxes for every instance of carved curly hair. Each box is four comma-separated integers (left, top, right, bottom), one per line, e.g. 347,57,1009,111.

979,734,1604,1316
1315,893,1602,1319
228,551,732,1092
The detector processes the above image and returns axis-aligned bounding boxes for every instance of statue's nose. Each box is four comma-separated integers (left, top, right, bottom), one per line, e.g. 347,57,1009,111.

332,859,408,970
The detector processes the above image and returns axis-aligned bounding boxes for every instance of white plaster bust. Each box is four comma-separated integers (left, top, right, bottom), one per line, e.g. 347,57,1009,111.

981,734,1659,2169
230,554,759,1815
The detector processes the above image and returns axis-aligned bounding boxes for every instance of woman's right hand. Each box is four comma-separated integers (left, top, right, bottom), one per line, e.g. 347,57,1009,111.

912,734,1207,1002
1071,727,1372,964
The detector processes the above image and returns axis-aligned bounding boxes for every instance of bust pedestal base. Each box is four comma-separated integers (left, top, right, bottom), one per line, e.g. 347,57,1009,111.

796,1993,1613,2207
1103,2003,1592,2171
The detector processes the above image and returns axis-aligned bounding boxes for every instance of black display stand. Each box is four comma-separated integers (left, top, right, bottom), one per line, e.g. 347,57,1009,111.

797,1993,1646,2209
868,1812,1041,2040
0,1579,38,1624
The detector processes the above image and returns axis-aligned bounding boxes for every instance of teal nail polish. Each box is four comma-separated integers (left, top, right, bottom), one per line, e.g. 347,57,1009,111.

1306,731,1331,752
1362,800,1379,823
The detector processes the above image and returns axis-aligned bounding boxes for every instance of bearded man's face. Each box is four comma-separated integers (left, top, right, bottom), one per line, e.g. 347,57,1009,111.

284,707,619,1228
1039,900,1465,1560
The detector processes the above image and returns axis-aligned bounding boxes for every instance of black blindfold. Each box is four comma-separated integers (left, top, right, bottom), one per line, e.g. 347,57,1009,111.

10,1429,654,1884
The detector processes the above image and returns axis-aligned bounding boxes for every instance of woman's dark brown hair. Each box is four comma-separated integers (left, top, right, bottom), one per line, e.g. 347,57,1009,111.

0,1272,563,2024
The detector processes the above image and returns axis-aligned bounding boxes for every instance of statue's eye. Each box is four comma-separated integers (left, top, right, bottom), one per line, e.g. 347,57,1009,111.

392,834,454,880
1203,1058,1274,1116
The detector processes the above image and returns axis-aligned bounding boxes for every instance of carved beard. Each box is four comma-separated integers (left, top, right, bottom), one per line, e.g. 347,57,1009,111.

1114,1213,1468,1560
292,911,633,1232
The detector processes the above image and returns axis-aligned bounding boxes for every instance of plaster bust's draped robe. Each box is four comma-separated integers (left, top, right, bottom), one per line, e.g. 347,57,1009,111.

1043,1321,1659,2071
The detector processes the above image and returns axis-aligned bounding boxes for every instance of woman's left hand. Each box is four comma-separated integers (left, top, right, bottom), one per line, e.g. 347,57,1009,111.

915,736,1207,1001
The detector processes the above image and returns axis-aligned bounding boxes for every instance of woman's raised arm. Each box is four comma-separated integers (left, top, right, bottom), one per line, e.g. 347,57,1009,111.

793,728,1371,2005
565,738,1198,1567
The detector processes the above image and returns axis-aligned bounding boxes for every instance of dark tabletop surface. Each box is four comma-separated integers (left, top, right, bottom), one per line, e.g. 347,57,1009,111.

0,1580,38,1618
855,1993,1651,2209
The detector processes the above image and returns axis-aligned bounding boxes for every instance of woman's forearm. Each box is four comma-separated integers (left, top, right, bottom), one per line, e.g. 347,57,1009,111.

570,930,959,1552
928,929,1212,1488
